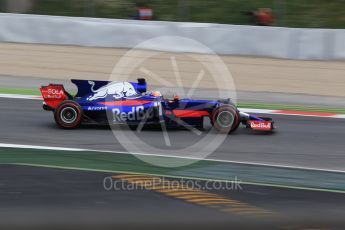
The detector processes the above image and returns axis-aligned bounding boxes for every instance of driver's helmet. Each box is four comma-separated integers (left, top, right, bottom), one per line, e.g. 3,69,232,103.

150,91,162,97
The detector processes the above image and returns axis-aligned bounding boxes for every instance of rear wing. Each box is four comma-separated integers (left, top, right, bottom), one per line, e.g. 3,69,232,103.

40,84,70,110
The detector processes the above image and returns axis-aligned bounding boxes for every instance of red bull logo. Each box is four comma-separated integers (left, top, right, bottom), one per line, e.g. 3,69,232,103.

249,121,272,131
112,106,157,122
87,81,137,101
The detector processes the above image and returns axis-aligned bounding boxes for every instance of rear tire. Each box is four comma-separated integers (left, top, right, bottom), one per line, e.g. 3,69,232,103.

212,105,240,134
54,100,82,129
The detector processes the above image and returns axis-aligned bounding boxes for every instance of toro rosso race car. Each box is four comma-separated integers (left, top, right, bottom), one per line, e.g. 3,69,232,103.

40,79,275,133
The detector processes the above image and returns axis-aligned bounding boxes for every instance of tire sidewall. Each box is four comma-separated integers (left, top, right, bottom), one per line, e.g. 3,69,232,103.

212,105,240,134
54,100,82,129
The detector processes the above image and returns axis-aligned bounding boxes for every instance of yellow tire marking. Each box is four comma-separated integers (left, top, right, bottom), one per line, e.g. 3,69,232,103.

222,207,271,214
197,200,244,206
115,174,273,218
165,193,220,198
186,197,238,203
169,194,221,200
157,189,207,195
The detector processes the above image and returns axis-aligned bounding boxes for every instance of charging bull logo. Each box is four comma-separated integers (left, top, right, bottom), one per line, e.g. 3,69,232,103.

87,81,137,101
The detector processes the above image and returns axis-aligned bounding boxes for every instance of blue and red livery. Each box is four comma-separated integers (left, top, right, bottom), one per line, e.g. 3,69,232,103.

40,79,275,133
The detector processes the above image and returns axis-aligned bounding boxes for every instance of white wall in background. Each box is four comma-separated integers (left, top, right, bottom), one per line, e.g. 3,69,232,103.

0,13,344,60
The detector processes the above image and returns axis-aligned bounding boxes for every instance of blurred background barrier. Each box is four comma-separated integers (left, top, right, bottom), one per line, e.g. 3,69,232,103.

1,0,344,29
0,13,344,60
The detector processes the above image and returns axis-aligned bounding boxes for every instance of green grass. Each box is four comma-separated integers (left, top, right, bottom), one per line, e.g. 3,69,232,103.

0,0,343,28
0,87,41,96
2,147,345,192
0,148,206,176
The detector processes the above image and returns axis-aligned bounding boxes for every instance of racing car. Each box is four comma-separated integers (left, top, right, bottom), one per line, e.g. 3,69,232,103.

39,79,275,133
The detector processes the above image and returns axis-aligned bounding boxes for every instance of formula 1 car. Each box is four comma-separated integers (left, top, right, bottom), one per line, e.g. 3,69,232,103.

40,79,275,133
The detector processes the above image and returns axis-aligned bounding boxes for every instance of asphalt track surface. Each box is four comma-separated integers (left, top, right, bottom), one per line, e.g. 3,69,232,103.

1,165,345,229
1,97,345,171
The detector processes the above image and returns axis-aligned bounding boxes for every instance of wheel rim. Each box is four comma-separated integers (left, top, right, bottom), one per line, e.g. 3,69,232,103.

216,111,234,128
60,107,77,124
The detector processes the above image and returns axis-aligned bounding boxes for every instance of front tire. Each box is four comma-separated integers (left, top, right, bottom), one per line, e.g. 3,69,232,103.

212,105,240,134
54,100,82,129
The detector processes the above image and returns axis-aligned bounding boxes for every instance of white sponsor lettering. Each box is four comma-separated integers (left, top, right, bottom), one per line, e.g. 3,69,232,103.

43,88,65,99
45,94,63,99
250,121,271,130
48,89,64,95
112,106,156,122
87,106,108,111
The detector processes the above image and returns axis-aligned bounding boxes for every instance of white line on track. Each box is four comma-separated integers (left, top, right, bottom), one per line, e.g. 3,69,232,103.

238,108,275,114
0,143,84,151
0,93,41,100
2,143,345,174
334,114,345,119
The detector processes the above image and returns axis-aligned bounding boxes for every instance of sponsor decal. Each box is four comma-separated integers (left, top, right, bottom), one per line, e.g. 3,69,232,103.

87,106,108,111
249,121,272,131
47,88,64,95
87,81,137,101
41,87,66,99
112,106,156,122
40,85,68,109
